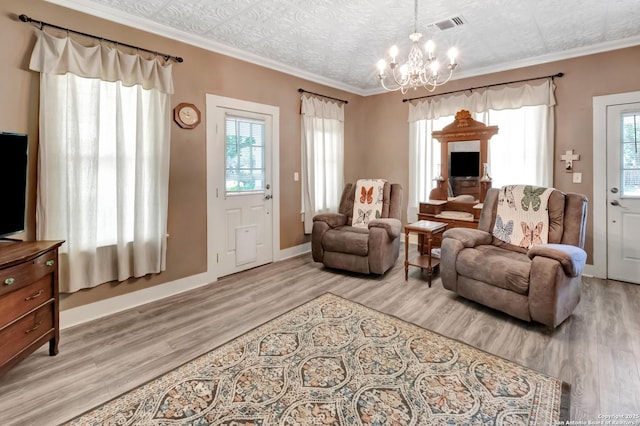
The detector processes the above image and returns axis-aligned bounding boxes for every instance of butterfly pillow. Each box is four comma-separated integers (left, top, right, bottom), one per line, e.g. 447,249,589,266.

492,185,553,250
351,179,387,228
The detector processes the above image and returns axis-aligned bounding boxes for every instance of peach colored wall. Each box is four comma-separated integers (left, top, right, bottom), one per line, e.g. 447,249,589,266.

2,0,638,310
362,46,640,264
0,0,363,309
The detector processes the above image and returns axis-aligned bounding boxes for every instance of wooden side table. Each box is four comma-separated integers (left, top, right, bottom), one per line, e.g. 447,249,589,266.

404,220,447,287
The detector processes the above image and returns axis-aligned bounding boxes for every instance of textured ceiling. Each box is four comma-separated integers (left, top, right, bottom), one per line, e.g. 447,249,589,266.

46,0,640,95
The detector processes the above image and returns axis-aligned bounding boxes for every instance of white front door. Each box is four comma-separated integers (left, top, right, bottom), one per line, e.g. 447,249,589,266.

606,103,640,284
207,96,278,278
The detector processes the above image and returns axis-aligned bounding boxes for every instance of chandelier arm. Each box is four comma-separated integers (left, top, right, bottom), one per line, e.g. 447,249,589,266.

378,77,402,92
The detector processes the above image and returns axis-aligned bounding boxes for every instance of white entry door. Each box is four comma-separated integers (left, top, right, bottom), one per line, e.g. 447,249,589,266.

606,103,640,284
210,104,274,278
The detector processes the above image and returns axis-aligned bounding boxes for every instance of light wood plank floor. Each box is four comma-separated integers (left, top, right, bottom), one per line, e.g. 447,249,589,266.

0,250,639,425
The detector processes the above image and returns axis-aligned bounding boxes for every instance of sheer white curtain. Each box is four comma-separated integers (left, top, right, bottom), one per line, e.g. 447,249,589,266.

481,106,553,188
30,30,173,293
407,80,555,219
301,95,344,234
407,117,446,222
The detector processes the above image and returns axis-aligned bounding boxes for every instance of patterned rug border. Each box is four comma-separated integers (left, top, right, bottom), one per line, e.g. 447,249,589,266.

62,291,571,424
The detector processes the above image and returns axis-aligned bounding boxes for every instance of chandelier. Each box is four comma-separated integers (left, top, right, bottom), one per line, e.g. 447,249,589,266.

377,0,459,94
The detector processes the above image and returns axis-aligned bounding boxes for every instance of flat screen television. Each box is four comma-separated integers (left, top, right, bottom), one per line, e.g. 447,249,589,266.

450,151,480,177
0,132,29,239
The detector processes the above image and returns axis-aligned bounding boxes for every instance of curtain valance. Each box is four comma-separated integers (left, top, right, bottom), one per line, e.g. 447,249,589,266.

408,79,555,122
29,30,174,94
301,95,344,121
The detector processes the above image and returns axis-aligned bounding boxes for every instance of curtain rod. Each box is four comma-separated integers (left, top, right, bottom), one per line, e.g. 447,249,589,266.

298,88,348,104
402,72,564,103
18,14,184,63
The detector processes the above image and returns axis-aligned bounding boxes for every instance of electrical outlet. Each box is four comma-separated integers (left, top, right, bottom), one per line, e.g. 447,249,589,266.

572,172,582,184
294,172,299,182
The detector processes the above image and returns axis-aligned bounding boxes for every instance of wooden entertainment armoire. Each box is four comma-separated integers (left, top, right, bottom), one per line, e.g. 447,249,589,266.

417,110,498,249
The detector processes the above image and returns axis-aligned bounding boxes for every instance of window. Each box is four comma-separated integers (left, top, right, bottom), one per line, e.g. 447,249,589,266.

31,30,172,292
621,112,640,197
225,116,266,193
407,80,555,220
300,96,345,233
483,106,552,189
409,107,552,220
407,116,448,222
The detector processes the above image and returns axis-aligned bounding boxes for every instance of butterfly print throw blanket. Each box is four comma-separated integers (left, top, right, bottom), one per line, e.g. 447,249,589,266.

492,185,554,249
351,179,386,228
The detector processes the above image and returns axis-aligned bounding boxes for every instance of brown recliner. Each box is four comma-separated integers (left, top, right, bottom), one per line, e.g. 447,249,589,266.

440,187,588,328
312,183,403,274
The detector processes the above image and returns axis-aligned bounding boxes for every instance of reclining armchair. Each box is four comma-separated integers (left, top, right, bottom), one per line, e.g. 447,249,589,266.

440,186,588,328
312,182,403,275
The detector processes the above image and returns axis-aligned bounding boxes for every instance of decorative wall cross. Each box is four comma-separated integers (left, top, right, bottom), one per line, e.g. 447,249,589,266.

560,149,580,172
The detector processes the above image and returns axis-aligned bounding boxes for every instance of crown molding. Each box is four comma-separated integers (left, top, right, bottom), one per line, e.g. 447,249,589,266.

43,0,368,96
44,0,640,98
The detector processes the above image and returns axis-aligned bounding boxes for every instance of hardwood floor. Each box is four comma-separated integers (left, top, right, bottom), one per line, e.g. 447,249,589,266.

0,250,638,424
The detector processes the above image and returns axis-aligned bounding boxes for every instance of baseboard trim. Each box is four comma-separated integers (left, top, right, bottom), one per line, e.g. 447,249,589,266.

276,242,311,261
60,242,312,329
59,242,592,329
60,271,218,330
582,263,594,277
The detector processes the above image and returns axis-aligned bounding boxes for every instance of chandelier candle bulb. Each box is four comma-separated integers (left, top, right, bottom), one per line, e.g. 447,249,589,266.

390,45,398,62
425,39,435,57
448,47,458,65
430,61,440,75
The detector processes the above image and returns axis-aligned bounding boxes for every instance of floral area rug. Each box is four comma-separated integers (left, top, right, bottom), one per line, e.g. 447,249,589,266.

64,293,569,425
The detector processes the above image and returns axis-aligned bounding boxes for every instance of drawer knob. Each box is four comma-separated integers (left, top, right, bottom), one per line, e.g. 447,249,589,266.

46,260,55,267
4,277,15,286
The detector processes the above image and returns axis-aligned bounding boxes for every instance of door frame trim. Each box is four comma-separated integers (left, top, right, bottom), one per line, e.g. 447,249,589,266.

206,94,280,279
592,90,640,279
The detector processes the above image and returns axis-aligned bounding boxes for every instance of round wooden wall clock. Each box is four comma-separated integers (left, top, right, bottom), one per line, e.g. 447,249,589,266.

174,103,201,129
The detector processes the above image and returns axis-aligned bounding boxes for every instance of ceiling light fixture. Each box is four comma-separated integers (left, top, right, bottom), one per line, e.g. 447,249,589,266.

377,0,459,94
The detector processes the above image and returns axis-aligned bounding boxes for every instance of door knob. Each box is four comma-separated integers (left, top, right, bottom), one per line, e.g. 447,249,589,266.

610,200,620,206
265,194,272,200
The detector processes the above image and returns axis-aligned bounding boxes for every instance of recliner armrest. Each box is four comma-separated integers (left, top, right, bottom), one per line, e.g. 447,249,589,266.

527,243,586,277
313,213,347,228
369,218,401,239
442,228,492,248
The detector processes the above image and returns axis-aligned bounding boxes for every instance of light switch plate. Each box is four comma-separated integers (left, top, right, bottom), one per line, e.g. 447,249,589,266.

572,172,582,183
294,172,299,182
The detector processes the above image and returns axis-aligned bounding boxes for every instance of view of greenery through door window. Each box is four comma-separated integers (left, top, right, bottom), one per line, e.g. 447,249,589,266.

225,116,265,193
622,112,640,196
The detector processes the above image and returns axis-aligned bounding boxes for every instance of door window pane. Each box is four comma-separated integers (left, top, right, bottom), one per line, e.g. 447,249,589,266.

621,112,640,197
225,116,265,193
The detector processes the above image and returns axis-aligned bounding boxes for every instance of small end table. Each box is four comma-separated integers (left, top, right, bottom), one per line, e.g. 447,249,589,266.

404,220,447,286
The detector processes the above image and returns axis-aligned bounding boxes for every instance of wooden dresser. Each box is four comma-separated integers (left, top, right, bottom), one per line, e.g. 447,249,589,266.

416,200,482,253
0,240,64,377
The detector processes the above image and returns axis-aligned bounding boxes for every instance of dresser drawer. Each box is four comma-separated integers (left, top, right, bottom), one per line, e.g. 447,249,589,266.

0,276,53,328
0,250,57,298
0,303,54,367
456,179,478,188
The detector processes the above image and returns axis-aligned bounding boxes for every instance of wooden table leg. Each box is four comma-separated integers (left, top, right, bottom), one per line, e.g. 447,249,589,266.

427,233,433,287
404,228,409,280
